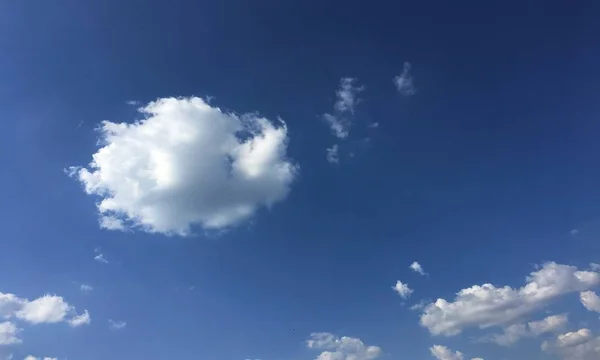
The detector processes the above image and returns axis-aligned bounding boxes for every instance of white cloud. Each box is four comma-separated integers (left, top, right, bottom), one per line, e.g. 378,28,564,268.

16,295,73,324
430,345,463,360
486,314,569,346
323,78,363,139
334,78,362,114
556,329,593,348
410,261,427,276
326,145,339,164
420,262,599,336
528,314,568,335
487,324,528,346
0,322,20,345
24,357,57,360
392,281,413,299
0,292,87,327
590,263,600,271
307,333,382,360
68,310,91,327
94,253,108,264
108,319,126,330
409,300,429,311
79,284,93,293
542,328,600,360
69,97,297,236
0,294,25,318
99,216,125,231
580,291,600,313
394,62,416,96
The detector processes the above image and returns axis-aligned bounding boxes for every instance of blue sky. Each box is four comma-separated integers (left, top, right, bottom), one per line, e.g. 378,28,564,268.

2,1,600,359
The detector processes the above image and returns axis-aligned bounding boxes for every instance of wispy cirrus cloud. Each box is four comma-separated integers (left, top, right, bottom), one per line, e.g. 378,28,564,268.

323,78,364,139
109,319,127,330
394,62,416,96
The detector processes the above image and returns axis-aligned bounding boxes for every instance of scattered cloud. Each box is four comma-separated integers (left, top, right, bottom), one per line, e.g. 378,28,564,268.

68,310,91,327
24,357,57,360
0,322,20,345
307,332,382,360
485,314,568,346
590,263,600,271
108,319,127,330
394,62,416,96
16,294,88,326
326,145,339,164
570,229,579,236
368,122,379,128
542,328,600,360
420,262,599,336
0,291,88,328
392,281,413,299
486,324,528,346
409,261,427,276
323,78,363,139
580,291,600,312
94,253,108,264
409,300,429,311
430,345,463,360
79,284,93,293
528,314,569,335
69,97,298,236
99,216,126,231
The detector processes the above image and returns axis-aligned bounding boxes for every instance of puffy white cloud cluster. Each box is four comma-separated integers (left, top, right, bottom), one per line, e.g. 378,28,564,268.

392,281,413,299
420,262,600,336
0,322,20,346
430,345,463,360
24,356,57,360
484,314,568,346
0,292,89,327
70,97,297,235
307,332,382,360
409,261,426,276
429,345,482,360
580,291,600,312
542,328,600,360
0,291,89,346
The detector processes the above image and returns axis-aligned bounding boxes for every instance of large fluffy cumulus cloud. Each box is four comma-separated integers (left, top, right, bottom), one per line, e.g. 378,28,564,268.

420,262,600,336
70,97,298,235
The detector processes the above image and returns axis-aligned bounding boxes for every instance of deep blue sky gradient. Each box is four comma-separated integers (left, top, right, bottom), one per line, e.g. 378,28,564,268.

1,1,600,359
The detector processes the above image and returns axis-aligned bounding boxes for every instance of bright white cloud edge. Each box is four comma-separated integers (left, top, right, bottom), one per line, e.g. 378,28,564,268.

69,96,298,236
420,262,600,336
392,280,413,299
307,332,382,360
